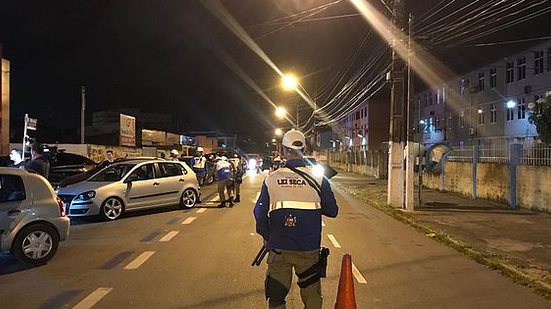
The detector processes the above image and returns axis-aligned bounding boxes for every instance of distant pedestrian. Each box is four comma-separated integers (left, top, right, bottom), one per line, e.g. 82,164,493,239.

25,142,50,179
8,148,25,168
191,147,207,186
105,149,115,163
214,156,235,208
230,154,245,203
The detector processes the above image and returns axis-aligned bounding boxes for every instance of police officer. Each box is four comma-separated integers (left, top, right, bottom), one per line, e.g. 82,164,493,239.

253,130,338,309
191,147,207,186
229,153,245,203
169,149,179,161
215,156,235,208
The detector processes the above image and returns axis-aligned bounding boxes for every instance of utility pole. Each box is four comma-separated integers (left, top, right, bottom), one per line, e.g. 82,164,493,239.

404,13,416,210
387,0,407,208
81,86,86,144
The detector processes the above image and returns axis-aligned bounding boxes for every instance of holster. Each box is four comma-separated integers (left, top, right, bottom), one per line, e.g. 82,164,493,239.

296,247,330,289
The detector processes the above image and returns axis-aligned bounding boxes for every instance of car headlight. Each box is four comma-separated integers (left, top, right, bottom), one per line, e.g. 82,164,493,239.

75,191,96,201
312,164,325,177
248,159,257,169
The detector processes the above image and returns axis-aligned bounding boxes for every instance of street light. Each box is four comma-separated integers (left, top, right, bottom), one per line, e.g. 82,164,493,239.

275,128,283,136
281,73,298,91
275,106,287,119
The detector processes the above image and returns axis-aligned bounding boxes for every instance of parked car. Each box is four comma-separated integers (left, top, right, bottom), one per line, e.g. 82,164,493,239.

57,156,159,188
57,159,200,220
0,168,70,265
46,151,97,186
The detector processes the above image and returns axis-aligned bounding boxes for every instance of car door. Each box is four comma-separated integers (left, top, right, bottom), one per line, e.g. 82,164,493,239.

0,174,29,244
156,162,186,205
124,163,158,210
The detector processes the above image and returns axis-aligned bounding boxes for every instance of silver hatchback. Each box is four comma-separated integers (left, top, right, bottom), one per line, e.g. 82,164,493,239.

57,159,200,220
0,168,70,265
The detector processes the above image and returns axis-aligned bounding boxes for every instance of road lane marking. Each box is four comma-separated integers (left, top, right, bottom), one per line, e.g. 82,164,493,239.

322,221,326,227
327,234,341,248
196,208,207,213
182,217,197,225
250,233,255,236
72,287,113,309
159,231,179,242
124,251,155,270
251,191,261,203
351,262,368,284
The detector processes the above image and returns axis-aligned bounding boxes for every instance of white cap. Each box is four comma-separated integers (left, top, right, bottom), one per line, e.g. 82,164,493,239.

220,156,228,161
282,130,306,149
170,149,179,155
197,147,204,152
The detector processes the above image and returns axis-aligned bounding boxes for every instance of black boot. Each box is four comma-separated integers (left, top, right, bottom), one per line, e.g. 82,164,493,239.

234,195,240,203
228,197,234,207
217,201,226,208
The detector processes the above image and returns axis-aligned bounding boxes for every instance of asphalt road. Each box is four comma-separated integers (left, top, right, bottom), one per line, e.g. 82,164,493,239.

1,171,550,308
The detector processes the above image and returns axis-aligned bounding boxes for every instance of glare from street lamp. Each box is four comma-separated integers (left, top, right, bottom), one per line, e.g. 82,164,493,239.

275,107,287,118
275,128,283,136
281,73,298,91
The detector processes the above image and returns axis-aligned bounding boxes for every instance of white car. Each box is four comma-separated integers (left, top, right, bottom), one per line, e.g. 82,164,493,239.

0,168,70,265
57,159,200,221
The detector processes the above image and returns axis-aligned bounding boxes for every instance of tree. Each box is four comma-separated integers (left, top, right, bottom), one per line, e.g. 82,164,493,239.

529,96,551,144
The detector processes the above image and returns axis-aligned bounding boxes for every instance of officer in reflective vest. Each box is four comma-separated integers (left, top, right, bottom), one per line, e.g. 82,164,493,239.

254,130,338,309
191,147,207,186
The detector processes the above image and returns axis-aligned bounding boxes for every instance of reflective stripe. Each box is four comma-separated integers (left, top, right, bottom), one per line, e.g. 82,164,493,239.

269,200,321,214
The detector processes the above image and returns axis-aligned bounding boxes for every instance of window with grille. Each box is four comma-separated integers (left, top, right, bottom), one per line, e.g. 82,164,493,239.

490,68,497,88
535,50,544,75
517,57,526,80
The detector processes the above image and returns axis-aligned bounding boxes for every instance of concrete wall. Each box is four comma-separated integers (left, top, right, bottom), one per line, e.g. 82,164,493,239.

424,161,551,212
517,165,551,211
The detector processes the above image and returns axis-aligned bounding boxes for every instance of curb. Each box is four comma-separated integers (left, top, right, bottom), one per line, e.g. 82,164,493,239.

332,179,551,300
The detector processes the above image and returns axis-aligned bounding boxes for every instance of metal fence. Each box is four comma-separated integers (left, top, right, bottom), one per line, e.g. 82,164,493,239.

446,144,551,166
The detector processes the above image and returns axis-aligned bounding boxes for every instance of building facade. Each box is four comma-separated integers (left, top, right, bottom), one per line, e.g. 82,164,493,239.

415,40,551,148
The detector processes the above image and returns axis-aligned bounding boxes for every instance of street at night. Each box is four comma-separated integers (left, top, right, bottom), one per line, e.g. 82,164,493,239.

2,1,551,308
1,171,550,308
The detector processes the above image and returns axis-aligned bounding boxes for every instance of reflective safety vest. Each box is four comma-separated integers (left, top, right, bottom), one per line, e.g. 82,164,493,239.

264,167,323,215
215,160,233,180
192,156,207,169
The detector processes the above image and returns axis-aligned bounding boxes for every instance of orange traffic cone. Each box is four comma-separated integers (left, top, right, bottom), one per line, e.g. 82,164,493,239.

334,254,357,309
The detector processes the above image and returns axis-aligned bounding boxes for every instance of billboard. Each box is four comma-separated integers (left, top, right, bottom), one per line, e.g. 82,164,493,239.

119,114,136,146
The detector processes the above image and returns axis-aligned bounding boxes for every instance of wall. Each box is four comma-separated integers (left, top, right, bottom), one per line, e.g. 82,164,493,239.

423,161,551,212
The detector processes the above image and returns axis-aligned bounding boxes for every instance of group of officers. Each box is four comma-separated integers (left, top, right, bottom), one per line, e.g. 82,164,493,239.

188,147,246,208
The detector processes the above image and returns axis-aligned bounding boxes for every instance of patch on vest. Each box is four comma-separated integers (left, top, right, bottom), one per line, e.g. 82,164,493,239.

277,177,306,187
284,214,298,227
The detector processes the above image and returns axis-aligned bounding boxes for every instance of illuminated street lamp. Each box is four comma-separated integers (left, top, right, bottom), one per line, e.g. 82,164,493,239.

275,128,283,136
275,106,287,118
281,73,298,91
506,100,517,109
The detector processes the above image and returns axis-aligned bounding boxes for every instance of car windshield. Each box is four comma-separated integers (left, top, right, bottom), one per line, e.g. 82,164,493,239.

88,164,136,182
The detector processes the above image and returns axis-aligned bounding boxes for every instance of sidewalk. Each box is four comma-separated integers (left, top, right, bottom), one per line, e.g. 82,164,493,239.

331,170,551,297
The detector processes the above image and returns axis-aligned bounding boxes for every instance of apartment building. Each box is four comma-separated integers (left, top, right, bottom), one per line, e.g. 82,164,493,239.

414,39,551,148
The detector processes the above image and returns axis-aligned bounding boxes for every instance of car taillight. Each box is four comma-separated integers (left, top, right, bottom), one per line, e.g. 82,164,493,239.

56,196,67,217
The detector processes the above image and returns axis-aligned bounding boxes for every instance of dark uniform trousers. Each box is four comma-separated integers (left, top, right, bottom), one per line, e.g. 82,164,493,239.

265,249,321,309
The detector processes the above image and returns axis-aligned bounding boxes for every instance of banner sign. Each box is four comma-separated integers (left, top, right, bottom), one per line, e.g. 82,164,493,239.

119,114,136,146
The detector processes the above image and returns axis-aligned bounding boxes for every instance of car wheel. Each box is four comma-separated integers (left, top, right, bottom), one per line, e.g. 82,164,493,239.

180,188,198,209
12,223,59,266
100,197,124,221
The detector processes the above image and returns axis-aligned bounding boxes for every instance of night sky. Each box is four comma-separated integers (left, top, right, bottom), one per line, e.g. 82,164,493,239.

1,0,550,144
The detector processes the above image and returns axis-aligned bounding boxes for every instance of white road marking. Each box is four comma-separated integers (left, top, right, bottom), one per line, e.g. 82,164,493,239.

327,234,341,248
250,233,255,236
73,287,113,309
196,208,207,213
159,231,179,242
322,221,326,227
251,191,261,203
182,217,197,225
124,251,155,270
351,262,368,284
208,195,218,203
